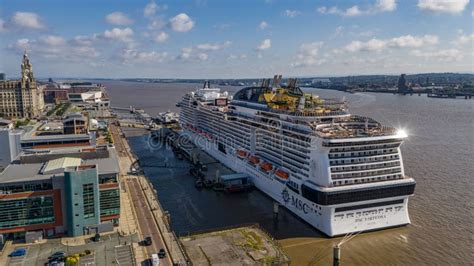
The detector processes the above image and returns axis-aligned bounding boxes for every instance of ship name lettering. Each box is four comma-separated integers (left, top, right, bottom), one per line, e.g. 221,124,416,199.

291,196,309,214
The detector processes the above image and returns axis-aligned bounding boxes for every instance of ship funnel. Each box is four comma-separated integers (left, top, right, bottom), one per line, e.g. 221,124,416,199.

272,74,283,88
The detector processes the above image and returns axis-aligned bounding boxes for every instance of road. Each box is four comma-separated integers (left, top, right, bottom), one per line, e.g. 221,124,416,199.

126,178,172,266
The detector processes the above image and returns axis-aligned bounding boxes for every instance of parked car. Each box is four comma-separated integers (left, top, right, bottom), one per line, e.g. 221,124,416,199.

48,261,65,266
151,253,160,266
144,236,152,246
9,248,26,257
158,248,166,258
92,233,101,242
49,251,66,262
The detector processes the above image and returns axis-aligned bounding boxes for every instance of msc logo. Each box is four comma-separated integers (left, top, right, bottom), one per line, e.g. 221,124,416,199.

281,188,309,214
282,188,290,203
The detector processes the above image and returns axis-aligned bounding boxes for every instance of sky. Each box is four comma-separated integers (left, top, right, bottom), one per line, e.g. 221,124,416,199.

0,0,473,79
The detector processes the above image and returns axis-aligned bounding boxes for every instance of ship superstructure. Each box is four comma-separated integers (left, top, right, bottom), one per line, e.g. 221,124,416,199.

178,76,415,236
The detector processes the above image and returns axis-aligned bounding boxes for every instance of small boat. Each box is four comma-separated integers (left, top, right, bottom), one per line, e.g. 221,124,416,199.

248,155,260,166
259,162,273,173
236,149,248,159
275,168,289,180
203,179,214,188
195,179,204,189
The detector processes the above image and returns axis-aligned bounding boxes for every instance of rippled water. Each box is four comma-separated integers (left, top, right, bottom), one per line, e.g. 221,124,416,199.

105,80,474,265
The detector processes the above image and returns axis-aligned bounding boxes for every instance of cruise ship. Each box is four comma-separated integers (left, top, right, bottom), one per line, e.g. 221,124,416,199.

177,76,416,237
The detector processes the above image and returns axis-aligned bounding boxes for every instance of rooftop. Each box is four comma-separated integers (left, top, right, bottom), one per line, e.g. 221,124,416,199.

43,157,82,174
0,146,119,184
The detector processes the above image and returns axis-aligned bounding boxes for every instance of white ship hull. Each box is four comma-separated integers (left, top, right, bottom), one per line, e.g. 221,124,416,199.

183,130,411,237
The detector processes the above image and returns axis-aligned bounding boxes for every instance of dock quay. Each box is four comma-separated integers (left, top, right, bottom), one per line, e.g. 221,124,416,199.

110,121,190,265
180,224,290,265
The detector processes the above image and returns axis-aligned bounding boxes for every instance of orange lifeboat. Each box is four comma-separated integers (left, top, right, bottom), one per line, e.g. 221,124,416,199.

236,150,248,159
275,169,289,180
260,162,273,173
248,156,260,165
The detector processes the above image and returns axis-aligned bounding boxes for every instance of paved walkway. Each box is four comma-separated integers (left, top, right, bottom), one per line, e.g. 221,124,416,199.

111,123,188,265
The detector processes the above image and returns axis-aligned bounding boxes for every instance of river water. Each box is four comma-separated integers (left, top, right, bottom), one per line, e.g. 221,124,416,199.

104,80,474,265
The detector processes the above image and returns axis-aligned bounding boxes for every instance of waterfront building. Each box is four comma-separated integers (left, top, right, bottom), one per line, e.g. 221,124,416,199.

63,113,88,135
398,74,412,94
0,119,22,169
0,145,120,239
20,118,95,150
0,52,44,118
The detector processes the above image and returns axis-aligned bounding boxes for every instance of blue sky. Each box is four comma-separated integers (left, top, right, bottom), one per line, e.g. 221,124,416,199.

0,0,473,78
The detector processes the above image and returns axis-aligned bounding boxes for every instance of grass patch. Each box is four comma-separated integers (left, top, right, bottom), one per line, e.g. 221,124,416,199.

15,118,30,128
56,102,71,116
236,229,264,251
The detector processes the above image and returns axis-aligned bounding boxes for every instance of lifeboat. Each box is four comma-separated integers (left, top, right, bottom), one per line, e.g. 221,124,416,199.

275,169,289,180
248,156,260,166
260,162,273,173
236,150,248,159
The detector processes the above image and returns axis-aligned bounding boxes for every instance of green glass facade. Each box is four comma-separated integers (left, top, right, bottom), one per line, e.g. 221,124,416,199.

0,196,55,229
64,167,100,237
99,189,120,217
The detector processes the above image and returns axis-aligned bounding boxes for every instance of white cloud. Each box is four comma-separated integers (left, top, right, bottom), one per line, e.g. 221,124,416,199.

144,1,167,17
103,27,134,42
259,21,268,30
148,17,166,30
122,49,168,62
179,47,193,59
12,12,44,29
227,53,247,60
176,47,209,61
40,35,66,46
344,39,386,52
14,38,32,50
105,12,133,25
372,0,397,12
71,35,97,46
284,10,301,18
344,34,438,52
196,41,231,51
10,36,100,61
154,31,169,43
411,49,463,61
197,53,208,61
292,42,325,67
417,0,469,14
71,46,100,58
453,32,474,45
388,34,438,47
169,13,194,32
346,6,363,16
317,0,397,17
256,39,271,51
